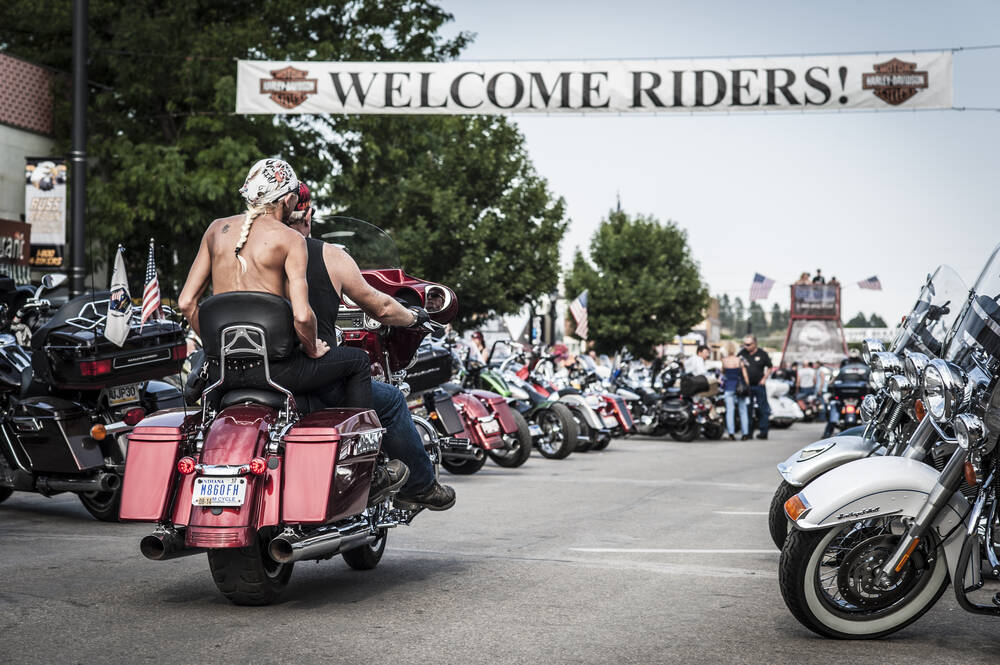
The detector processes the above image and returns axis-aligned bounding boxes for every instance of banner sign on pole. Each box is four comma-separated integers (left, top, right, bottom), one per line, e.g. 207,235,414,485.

24,157,66,269
0,219,31,285
236,52,953,115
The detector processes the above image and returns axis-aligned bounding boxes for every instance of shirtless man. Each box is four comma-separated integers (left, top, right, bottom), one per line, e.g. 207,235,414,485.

285,183,456,511
178,158,372,409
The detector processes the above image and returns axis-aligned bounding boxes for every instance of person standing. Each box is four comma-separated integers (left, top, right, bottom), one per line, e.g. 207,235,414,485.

738,334,773,439
720,341,751,441
797,361,817,398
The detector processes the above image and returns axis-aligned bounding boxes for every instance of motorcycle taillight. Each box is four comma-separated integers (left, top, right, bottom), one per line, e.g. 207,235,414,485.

80,359,113,376
171,344,188,361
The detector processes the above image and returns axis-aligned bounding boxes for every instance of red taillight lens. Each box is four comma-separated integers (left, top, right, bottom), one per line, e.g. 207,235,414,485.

248,457,267,475
123,407,146,426
171,344,187,361
80,359,113,376
176,457,196,474
845,405,857,414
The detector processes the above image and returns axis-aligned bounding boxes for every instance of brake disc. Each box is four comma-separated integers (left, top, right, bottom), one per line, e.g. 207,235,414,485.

836,534,923,610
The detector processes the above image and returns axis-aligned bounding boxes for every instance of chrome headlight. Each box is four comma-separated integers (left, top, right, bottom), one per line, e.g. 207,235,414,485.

859,394,879,424
888,375,913,403
904,352,930,385
954,413,986,450
862,338,885,364
921,359,967,422
870,352,902,389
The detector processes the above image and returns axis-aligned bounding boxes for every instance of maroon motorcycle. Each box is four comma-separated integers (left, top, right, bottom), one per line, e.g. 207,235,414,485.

119,219,456,605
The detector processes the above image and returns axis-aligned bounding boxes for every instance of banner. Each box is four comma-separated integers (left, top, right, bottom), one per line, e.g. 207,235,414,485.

24,157,66,269
236,52,953,115
0,219,31,284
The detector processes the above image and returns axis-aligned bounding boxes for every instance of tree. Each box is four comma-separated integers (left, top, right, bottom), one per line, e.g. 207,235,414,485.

869,313,887,327
564,210,708,357
732,297,746,334
769,303,784,334
0,0,472,294
845,312,869,327
329,115,567,327
718,293,733,332
748,302,768,334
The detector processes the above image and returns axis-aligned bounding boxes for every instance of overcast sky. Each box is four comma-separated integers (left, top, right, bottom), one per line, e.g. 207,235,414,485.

437,0,1000,324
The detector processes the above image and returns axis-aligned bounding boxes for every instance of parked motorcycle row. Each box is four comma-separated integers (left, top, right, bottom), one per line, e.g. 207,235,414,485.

773,255,1000,638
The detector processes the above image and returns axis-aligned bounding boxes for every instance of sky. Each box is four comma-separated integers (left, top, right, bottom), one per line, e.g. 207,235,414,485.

436,0,1000,324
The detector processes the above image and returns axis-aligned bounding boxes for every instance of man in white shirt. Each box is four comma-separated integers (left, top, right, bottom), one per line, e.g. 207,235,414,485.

684,345,710,377
797,361,817,398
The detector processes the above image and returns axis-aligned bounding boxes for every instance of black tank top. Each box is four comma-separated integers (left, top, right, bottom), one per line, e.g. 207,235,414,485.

306,237,340,346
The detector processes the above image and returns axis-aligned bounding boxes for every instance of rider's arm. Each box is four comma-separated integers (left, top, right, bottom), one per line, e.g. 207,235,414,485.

178,228,213,337
327,244,417,327
284,235,321,357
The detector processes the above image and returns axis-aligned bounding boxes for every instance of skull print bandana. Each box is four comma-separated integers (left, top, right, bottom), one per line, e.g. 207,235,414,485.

239,158,299,206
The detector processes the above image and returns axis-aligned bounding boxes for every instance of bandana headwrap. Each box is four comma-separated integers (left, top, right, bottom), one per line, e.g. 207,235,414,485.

239,158,299,206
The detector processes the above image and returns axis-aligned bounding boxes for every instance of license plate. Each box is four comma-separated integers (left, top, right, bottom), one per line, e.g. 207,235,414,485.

107,383,141,407
603,415,618,427
528,424,543,437
480,418,501,435
192,477,247,507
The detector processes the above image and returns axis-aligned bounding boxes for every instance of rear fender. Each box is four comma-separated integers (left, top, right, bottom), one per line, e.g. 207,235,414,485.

468,389,518,434
558,394,604,429
451,391,505,450
791,455,969,579
777,433,882,487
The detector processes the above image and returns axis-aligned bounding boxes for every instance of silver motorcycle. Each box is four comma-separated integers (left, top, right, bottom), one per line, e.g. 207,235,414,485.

768,265,968,548
777,244,1000,638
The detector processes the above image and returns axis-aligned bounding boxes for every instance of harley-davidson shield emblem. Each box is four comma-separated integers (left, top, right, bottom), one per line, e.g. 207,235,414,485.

862,58,929,106
259,66,318,109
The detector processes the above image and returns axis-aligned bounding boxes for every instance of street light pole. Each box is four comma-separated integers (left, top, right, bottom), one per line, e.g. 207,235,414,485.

69,0,88,296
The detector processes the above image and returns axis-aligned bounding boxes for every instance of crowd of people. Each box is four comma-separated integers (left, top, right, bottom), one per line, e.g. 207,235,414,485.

795,269,840,286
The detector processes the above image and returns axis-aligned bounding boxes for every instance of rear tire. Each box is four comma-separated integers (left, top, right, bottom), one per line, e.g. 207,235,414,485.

768,481,798,549
488,410,533,468
702,422,725,440
342,529,388,570
78,481,122,522
0,487,12,504
207,527,293,606
670,420,699,442
536,404,577,459
441,454,487,475
569,408,594,452
591,432,612,450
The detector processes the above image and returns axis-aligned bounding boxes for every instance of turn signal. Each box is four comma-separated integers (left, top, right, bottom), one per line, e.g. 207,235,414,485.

914,399,926,421
964,461,978,487
89,424,107,441
176,457,197,474
248,457,267,475
429,411,439,420
784,494,810,522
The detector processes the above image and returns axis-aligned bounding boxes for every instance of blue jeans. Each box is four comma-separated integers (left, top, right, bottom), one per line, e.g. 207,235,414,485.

723,390,750,436
372,381,435,494
749,384,770,435
796,386,815,400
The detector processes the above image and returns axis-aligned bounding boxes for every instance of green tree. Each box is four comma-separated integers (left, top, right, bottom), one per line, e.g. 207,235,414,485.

0,0,471,294
717,293,733,332
845,312,869,327
732,297,746,334
869,313,887,327
748,301,768,334
329,115,568,327
564,210,708,357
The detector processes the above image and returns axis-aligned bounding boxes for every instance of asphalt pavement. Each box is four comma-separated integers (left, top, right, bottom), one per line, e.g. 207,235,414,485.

1,422,998,665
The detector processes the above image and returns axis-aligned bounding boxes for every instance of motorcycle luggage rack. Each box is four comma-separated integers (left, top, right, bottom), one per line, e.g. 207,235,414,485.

61,299,178,333
201,324,296,425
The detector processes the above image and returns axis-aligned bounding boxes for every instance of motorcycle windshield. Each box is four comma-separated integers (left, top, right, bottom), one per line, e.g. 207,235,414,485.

943,243,1000,363
890,264,967,356
319,216,401,269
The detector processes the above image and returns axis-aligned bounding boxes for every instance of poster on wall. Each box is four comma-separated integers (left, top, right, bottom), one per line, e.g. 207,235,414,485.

0,219,31,285
24,157,66,269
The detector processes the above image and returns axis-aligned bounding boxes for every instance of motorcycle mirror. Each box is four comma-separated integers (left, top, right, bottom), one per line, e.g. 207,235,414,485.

423,285,452,314
41,273,68,290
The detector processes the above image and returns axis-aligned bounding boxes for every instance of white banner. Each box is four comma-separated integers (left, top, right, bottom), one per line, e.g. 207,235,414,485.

236,52,953,115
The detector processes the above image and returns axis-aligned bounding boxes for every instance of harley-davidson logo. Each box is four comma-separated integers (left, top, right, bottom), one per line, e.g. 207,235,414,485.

259,66,318,109
862,58,929,106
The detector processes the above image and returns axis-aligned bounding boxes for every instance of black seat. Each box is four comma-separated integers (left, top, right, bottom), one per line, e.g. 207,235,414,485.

440,381,464,396
219,388,287,411
199,292,297,360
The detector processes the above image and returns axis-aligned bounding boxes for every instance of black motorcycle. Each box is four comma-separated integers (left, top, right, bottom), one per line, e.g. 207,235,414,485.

0,275,185,520
821,360,871,438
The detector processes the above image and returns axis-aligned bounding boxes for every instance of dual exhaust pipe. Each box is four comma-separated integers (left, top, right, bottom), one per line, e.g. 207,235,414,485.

36,471,121,495
439,436,484,461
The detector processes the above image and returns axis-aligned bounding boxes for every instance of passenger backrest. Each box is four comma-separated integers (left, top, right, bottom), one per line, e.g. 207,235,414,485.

199,292,296,360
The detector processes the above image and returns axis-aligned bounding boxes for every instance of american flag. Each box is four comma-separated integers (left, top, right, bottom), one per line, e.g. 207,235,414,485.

141,239,162,326
858,275,882,290
749,273,775,301
569,289,588,339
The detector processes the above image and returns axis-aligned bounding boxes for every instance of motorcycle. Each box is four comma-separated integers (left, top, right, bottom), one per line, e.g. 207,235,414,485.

778,245,1000,638
767,264,967,548
0,273,186,520
119,218,457,605
820,360,871,437
767,379,804,430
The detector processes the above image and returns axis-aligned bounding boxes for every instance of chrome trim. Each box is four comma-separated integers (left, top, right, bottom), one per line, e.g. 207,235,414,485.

194,463,251,476
971,298,1000,338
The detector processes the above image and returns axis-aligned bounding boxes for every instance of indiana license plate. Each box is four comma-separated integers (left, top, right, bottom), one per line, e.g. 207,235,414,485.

528,424,543,437
481,417,501,435
192,477,247,507
106,382,141,407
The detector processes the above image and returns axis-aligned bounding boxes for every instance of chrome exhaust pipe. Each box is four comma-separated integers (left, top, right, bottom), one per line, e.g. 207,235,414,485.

140,527,205,561
268,519,375,564
36,471,121,494
439,437,485,461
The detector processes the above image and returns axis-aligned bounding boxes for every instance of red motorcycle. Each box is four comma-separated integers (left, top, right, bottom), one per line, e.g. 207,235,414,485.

119,219,456,605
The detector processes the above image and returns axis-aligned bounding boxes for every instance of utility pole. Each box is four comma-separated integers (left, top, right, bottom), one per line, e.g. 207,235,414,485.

69,0,88,296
